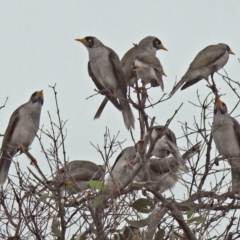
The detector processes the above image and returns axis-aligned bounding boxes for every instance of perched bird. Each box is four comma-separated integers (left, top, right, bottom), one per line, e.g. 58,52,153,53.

106,146,136,189
0,90,44,185
133,52,166,91
57,160,104,194
149,125,184,165
121,36,168,87
170,43,235,96
137,142,201,193
76,36,135,130
106,142,201,193
212,97,240,193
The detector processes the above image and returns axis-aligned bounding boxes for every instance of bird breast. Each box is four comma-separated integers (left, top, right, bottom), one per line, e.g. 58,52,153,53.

10,104,41,150
89,47,118,91
212,115,240,158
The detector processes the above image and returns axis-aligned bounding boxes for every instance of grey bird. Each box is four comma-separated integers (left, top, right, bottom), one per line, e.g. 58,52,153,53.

106,146,136,189
121,36,168,87
106,142,201,192
137,142,201,193
57,160,104,194
170,43,235,96
133,52,167,91
0,90,44,185
212,97,240,193
149,125,184,165
76,36,135,130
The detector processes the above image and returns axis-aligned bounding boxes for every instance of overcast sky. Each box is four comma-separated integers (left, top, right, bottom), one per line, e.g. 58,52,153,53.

0,1,239,194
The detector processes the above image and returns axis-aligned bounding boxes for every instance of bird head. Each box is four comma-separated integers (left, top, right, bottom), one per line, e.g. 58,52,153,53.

30,90,44,105
226,45,235,55
214,97,228,115
75,36,104,49
139,36,168,52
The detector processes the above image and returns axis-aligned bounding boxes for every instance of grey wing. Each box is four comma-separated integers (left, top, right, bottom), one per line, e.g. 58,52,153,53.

188,44,226,71
165,128,177,145
232,118,240,148
1,108,21,150
149,157,178,175
88,61,105,91
121,46,136,74
108,48,128,95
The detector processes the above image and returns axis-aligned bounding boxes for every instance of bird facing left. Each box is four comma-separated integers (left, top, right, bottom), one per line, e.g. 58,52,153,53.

75,36,135,130
0,90,44,185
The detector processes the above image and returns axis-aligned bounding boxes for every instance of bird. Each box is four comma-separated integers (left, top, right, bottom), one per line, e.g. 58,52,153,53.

133,52,166,91
137,142,201,193
149,125,184,165
106,142,201,193
0,90,44,185
75,36,135,130
170,43,235,96
56,160,105,194
121,36,168,87
212,97,240,193
106,146,136,189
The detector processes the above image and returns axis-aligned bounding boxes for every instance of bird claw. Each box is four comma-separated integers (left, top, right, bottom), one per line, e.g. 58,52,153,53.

19,145,38,165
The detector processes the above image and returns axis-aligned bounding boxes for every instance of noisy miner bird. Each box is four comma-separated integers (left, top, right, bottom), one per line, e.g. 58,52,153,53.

212,97,240,193
106,146,136,189
0,90,44,185
57,160,104,194
150,125,184,166
76,36,135,130
121,36,168,87
170,43,235,96
137,142,201,193
133,52,166,91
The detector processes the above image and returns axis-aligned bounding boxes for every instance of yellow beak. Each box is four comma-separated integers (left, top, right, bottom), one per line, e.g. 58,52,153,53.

75,38,84,43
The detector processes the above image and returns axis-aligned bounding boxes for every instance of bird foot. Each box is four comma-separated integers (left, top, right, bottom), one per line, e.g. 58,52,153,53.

19,145,38,165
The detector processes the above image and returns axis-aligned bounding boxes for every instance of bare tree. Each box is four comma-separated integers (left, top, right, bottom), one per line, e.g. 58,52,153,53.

1,69,240,240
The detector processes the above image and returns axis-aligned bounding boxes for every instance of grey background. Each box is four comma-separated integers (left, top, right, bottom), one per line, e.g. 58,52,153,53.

0,1,239,193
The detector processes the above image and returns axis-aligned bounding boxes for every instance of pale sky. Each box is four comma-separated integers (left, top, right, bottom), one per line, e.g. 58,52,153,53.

0,1,239,194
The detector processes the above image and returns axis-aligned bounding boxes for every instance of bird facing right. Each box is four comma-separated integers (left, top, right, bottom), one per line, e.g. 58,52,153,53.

170,43,235,96
0,90,44,185
57,160,104,194
121,36,168,87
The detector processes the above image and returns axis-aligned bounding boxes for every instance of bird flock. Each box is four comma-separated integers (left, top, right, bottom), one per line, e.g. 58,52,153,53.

0,35,238,195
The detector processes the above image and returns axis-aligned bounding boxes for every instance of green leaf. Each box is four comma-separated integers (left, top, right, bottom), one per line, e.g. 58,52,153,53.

131,198,154,213
187,209,195,219
125,213,153,228
88,180,108,190
154,229,165,240
91,195,105,207
39,193,49,202
51,219,61,237
187,216,205,224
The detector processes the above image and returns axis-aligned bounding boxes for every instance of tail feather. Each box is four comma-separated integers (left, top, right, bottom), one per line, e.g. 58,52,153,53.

169,77,186,96
94,97,122,119
0,152,12,185
182,142,202,160
122,103,135,130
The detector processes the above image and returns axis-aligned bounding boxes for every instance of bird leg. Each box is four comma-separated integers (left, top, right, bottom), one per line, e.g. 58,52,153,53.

19,145,38,165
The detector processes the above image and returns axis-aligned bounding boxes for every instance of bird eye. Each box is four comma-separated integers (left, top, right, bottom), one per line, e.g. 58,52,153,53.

155,40,159,44
88,39,92,42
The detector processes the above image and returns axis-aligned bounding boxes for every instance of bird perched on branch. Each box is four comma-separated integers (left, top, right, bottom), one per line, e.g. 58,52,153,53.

170,43,235,96
106,142,201,193
76,36,135,130
137,142,201,193
106,146,136,189
149,125,184,166
121,36,168,87
0,90,44,185
133,52,166,91
56,160,104,194
212,97,240,193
